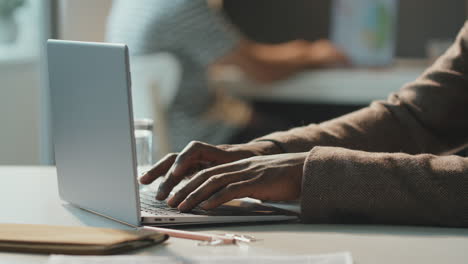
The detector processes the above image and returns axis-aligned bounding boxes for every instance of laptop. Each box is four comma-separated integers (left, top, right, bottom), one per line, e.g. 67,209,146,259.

47,39,297,227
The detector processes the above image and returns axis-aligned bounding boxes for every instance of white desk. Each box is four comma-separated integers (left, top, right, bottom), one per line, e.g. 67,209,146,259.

212,60,426,105
1,166,468,264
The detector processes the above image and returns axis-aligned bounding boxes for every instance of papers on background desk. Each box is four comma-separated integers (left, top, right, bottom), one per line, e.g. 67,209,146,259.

47,252,352,264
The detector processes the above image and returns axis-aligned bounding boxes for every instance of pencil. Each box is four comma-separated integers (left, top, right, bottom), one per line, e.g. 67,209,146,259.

142,226,236,244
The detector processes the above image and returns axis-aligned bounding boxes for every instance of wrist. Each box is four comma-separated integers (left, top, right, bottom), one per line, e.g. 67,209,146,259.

245,140,284,155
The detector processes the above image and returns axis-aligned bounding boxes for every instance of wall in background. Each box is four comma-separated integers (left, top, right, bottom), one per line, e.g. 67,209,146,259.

396,0,466,57
0,0,49,165
0,0,113,165
223,0,466,58
58,0,112,42
0,62,40,164
223,0,331,43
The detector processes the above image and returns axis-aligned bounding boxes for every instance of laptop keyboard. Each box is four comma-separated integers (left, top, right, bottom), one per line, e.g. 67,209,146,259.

139,191,193,216
139,188,295,217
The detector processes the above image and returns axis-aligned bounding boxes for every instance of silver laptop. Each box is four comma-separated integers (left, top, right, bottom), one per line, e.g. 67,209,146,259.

47,39,297,227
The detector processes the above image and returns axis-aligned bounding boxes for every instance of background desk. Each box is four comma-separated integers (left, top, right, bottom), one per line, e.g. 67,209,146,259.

213,60,426,105
1,166,468,264
211,60,427,134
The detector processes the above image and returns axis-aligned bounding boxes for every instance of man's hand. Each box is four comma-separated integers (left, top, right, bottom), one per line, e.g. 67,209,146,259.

139,140,282,200
166,152,308,212
212,39,348,84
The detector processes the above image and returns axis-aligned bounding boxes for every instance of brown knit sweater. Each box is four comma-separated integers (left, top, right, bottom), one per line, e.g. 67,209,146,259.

257,22,468,227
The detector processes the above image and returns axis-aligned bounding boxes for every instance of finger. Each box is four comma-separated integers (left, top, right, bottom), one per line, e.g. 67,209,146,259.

177,171,250,212
200,181,256,210
166,168,217,207
167,164,243,208
157,161,212,200
157,142,226,199
171,141,231,178
216,144,231,150
139,153,177,184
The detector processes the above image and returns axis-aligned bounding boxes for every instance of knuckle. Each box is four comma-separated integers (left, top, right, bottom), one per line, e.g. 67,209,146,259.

216,144,229,150
173,155,191,169
175,151,188,161
195,168,210,179
166,153,178,159
199,168,209,175
177,143,203,163
173,156,184,166
185,192,199,201
225,183,239,192
204,176,222,187
198,165,219,177
188,140,203,149
207,175,223,184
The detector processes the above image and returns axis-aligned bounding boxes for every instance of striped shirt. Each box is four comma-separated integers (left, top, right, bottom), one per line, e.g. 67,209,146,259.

106,0,241,151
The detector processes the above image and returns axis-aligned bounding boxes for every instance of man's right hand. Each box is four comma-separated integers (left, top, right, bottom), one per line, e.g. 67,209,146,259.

139,140,281,201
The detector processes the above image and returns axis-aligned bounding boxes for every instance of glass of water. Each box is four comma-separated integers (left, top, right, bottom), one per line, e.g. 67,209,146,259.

134,118,154,170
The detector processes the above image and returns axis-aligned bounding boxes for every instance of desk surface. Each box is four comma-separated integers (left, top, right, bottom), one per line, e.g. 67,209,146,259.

1,166,467,264
213,60,426,105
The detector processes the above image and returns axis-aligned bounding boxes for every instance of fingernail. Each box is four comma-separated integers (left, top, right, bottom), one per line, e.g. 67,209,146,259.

166,196,177,207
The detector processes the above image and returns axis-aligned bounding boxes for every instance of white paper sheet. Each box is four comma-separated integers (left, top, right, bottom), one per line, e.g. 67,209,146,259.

47,252,352,264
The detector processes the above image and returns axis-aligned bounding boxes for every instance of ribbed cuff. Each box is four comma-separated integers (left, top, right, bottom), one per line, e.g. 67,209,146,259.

301,146,401,224
301,146,468,227
300,146,334,223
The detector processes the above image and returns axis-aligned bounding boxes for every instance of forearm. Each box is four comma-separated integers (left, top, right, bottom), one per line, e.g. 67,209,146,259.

239,39,311,65
254,23,468,155
301,146,468,227
254,98,436,154
222,140,284,156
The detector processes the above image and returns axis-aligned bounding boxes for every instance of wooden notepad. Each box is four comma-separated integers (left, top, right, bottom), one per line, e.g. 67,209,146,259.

0,223,168,255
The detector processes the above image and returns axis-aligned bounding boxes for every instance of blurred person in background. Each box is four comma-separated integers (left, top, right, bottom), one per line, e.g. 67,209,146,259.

106,0,347,152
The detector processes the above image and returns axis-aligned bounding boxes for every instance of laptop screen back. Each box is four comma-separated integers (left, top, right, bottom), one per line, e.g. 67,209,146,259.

47,39,141,226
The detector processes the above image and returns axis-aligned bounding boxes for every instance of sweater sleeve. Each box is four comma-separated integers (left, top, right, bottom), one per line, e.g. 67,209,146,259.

254,22,468,155
301,146,468,227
